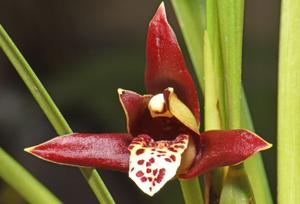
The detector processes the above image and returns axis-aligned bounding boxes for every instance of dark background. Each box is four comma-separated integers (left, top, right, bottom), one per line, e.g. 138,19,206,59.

0,0,279,203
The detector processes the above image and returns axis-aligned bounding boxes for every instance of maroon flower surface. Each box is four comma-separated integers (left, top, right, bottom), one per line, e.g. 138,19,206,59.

25,3,271,196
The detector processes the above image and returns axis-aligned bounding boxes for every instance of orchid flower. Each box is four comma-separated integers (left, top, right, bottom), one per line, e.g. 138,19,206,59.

25,3,271,196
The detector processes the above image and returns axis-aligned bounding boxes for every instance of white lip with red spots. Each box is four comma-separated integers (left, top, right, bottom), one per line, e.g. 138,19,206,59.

128,134,189,196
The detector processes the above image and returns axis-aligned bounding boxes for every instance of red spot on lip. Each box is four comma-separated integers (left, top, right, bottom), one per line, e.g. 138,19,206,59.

153,169,158,176
137,160,145,165
141,177,147,182
168,147,177,152
165,158,172,162
170,155,176,161
149,158,155,163
136,171,144,177
146,168,152,173
148,177,153,182
174,145,184,149
146,162,151,167
136,149,145,155
156,168,166,183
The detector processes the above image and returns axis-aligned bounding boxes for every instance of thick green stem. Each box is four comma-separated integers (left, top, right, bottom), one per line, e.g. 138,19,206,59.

241,90,273,204
278,0,300,203
172,0,272,203
0,24,115,204
206,0,226,127
217,0,244,129
171,1,205,203
179,178,204,204
171,0,205,88
203,31,225,204
0,148,62,204
217,1,255,203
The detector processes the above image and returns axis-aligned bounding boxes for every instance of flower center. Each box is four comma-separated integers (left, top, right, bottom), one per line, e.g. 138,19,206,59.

148,92,173,118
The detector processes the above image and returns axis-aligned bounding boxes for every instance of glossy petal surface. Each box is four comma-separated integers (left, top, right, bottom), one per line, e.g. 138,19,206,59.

145,4,200,124
128,134,189,196
180,129,272,178
25,133,133,172
118,89,198,141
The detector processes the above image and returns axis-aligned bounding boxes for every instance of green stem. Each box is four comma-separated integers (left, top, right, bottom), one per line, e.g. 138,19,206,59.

171,1,205,203
179,178,204,204
241,90,273,204
278,0,300,203
203,30,225,204
206,0,226,128
0,24,115,204
171,0,205,88
0,148,62,204
172,0,272,203
217,0,256,203
217,0,244,129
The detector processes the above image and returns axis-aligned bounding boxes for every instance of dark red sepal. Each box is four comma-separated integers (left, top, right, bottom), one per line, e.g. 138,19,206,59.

145,3,200,125
179,129,272,179
25,133,133,172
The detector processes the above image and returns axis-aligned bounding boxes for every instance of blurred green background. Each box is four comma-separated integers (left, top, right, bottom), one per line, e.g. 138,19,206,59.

0,0,278,203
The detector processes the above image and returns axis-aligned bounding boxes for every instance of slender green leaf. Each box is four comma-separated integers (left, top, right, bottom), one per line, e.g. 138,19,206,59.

204,31,222,131
204,31,225,203
0,148,62,204
171,1,205,203
172,0,205,88
217,0,244,129
179,178,204,204
278,0,300,203
207,0,272,202
0,24,115,204
241,90,273,204
217,1,256,203
206,0,226,127
172,0,272,203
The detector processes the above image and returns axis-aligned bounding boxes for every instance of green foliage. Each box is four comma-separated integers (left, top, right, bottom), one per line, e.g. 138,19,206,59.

172,0,272,203
0,148,62,204
0,24,115,204
278,0,300,203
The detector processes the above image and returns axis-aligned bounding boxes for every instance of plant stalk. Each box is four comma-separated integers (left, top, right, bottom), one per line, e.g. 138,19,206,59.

217,0,256,203
278,0,300,203
0,148,62,204
172,0,272,203
179,178,204,204
171,1,205,203
203,31,225,204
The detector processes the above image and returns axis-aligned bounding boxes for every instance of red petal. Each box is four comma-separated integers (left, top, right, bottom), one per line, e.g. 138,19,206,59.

145,3,200,124
118,89,197,141
179,129,272,178
25,133,133,172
